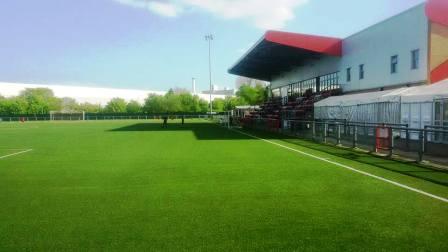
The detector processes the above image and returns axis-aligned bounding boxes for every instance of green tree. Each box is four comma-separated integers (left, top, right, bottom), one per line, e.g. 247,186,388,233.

126,100,142,113
0,97,28,115
179,93,202,113
104,98,127,113
212,98,225,112
190,95,203,113
143,94,165,113
236,84,267,105
0,95,6,114
223,97,245,111
61,97,80,112
143,91,212,114
199,99,209,113
19,88,62,114
79,103,102,113
164,92,182,113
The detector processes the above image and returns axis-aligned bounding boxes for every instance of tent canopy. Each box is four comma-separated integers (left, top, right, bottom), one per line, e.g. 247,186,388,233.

315,79,448,107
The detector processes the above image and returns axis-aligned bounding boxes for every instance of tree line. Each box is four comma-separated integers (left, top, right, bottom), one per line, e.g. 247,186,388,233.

0,84,267,115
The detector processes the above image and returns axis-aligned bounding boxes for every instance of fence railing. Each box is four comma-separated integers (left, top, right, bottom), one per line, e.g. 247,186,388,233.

240,118,281,133
0,114,213,122
241,117,448,165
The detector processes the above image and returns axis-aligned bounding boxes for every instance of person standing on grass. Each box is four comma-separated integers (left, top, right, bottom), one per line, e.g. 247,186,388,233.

181,115,185,125
162,115,168,128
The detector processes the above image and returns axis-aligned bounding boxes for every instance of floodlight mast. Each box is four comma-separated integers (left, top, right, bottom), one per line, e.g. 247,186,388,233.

205,34,214,115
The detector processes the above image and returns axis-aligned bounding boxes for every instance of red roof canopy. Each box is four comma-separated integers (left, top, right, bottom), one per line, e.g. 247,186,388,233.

228,31,342,81
265,31,342,56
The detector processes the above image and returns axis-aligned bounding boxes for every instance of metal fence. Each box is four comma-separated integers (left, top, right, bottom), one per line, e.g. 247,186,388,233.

240,118,281,133
0,114,212,122
242,118,448,165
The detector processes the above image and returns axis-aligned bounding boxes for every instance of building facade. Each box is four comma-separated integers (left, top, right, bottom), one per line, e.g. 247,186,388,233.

229,0,448,98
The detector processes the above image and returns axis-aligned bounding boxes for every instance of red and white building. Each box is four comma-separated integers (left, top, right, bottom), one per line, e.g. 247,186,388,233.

229,0,448,129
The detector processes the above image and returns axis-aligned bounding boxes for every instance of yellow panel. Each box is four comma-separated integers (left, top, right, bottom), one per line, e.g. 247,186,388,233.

430,23,448,71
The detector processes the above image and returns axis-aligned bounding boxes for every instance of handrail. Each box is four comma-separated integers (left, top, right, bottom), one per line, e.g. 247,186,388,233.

283,119,448,133
288,119,408,128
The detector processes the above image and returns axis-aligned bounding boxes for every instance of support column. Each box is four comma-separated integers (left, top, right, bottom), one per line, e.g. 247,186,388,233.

316,77,321,93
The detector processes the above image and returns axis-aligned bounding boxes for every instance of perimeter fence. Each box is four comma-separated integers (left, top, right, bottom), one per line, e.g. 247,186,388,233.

0,113,213,122
240,117,448,165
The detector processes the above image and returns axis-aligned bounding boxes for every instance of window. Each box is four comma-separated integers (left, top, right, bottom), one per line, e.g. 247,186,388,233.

435,101,441,122
434,100,448,142
391,55,398,74
444,102,448,122
411,49,419,70
346,67,351,82
359,64,364,79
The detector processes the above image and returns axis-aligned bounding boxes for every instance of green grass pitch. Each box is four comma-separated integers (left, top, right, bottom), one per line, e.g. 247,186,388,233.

0,120,447,251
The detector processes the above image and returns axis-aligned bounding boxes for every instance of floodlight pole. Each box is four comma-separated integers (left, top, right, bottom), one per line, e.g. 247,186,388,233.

205,34,214,115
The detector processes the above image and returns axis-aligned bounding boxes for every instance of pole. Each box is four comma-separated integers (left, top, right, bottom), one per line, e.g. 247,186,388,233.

192,78,196,94
205,34,213,115
353,125,358,148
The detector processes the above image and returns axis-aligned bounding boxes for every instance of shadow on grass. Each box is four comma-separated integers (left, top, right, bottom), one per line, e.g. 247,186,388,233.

243,129,448,187
109,122,253,141
110,122,448,186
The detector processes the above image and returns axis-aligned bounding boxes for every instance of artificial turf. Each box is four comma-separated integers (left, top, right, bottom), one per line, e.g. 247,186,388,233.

0,120,447,251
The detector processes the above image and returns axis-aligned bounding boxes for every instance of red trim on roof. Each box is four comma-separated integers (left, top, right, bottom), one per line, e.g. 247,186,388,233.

264,30,342,56
426,0,448,26
431,59,448,83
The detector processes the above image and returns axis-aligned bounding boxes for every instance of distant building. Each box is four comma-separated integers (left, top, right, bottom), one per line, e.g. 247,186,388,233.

235,77,269,90
201,89,235,97
0,82,230,105
0,82,166,105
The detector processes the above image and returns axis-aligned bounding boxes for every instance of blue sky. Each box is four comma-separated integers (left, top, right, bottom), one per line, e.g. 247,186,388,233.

0,0,425,91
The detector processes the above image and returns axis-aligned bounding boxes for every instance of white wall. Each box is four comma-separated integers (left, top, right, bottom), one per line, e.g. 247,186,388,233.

340,4,428,92
270,4,429,93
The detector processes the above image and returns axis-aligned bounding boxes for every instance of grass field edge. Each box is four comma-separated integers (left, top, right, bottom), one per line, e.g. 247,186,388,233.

230,128,448,204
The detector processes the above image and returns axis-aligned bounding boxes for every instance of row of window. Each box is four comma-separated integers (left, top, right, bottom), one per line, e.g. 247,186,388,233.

346,49,420,82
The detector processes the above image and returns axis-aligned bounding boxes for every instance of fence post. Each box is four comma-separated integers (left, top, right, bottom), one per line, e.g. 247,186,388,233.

423,129,428,153
353,126,358,148
323,123,328,143
418,130,424,162
405,127,410,151
388,128,393,158
337,124,341,145
344,119,348,136
373,126,377,152
312,122,316,141
364,122,367,136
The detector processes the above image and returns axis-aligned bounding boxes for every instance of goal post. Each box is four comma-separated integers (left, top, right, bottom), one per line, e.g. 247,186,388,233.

49,111,86,121
211,111,232,129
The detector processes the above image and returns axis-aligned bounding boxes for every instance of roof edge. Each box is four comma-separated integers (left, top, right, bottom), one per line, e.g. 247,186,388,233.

228,30,343,77
264,30,342,56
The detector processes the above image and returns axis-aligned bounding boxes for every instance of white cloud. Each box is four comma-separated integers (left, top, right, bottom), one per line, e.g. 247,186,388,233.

114,0,182,17
147,2,181,17
183,0,308,29
114,0,308,29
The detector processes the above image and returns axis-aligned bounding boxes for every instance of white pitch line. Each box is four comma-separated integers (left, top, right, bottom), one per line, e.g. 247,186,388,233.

232,129,448,203
0,149,33,160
